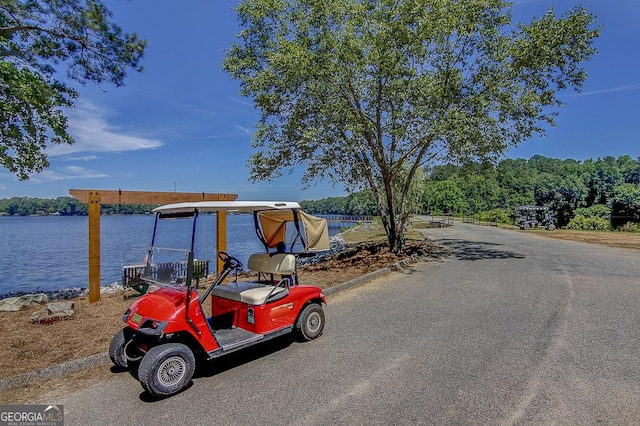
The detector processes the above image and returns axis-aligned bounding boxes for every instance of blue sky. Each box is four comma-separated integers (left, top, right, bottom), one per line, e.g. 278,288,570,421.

1,0,638,201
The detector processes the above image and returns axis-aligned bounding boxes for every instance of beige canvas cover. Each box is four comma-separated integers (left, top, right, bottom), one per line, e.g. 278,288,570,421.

299,211,329,251
257,210,329,251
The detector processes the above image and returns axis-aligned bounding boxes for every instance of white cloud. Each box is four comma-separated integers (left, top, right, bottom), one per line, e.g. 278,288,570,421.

573,85,639,97
233,123,252,134
29,165,108,183
63,155,98,161
47,100,163,156
194,124,254,140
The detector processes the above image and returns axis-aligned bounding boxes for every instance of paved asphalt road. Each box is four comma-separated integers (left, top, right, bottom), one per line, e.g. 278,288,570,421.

55,222,639,425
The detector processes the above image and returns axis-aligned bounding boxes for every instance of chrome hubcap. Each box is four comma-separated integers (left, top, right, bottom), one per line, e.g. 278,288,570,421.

157,356,186,386
307,312,321,333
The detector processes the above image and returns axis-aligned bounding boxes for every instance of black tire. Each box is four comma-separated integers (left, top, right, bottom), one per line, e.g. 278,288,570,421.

523,223,531,230
138,343,195,396
109,328,128,369
296,303,325,341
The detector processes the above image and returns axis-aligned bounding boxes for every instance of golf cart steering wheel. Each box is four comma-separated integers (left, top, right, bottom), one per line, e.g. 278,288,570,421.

218,251,243,271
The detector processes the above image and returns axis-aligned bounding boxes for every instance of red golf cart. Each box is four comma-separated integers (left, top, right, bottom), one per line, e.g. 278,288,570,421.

109,201,329,396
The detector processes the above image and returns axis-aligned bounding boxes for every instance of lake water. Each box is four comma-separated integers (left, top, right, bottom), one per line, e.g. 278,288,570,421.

0,215,344,297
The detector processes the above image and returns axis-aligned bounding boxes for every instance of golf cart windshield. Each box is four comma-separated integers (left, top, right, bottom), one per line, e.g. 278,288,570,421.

141,246,192,286
140,211,197,286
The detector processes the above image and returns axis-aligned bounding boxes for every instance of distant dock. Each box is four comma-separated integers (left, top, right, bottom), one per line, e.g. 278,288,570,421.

323,215,373,226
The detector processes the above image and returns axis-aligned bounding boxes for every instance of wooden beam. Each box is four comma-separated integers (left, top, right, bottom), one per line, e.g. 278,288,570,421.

70,189,237,205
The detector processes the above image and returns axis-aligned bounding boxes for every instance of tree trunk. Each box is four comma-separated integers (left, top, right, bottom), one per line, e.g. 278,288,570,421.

372,179,405,255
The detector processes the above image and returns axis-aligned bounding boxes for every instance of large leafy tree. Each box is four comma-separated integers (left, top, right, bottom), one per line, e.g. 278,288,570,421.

609,183,640,227
1,0,146,180
534,172,587,226
423,180,467,214
223,0,599,252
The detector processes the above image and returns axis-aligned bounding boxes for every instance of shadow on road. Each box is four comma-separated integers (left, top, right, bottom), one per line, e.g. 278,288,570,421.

425,239,526,261
195,335,295,378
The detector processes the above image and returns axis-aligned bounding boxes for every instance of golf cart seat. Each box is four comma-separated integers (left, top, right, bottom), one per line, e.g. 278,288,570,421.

210,281,288,305
210,253,295,305
247,253,295,275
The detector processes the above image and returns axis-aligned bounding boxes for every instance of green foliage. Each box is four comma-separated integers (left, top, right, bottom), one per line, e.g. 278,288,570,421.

224,0,599,252
423,180,467,214
300,191,378,215
566,215,610,231
456,174,501,214
534,172,587,226
430,155,639,227
609,183,640,227
574,204,609,219
479,209,511,224
1,0,147,180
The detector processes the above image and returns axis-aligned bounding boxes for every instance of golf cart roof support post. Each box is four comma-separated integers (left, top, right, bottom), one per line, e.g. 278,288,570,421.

292,209,306,251
253,211,268,251
69,189,237,303
151,211,160,247
190,211,199,260
184,251,200,337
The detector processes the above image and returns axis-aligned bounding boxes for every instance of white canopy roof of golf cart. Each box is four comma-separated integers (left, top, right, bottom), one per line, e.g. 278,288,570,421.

152,201,329,251
152,201,302,214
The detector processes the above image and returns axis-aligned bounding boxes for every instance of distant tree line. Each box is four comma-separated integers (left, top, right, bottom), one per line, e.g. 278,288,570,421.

301,155,640,231
0,197,153,216
300,191,379,216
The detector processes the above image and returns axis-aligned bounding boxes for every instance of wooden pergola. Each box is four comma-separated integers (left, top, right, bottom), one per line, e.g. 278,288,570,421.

69,189,238,303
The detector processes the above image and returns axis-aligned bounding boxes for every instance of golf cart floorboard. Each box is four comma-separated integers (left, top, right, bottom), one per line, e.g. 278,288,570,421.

208,326,294,357
215,328,263,351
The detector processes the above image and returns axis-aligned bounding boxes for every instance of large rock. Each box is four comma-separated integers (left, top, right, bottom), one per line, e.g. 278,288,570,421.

31,301,75,324
0,293,49,311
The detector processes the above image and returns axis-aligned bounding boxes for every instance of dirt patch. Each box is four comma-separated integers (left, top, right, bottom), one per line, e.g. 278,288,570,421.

529,229,640,250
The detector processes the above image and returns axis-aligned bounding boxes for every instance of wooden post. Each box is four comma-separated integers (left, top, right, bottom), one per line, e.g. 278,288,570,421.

88,191,101,303
216,193,228,274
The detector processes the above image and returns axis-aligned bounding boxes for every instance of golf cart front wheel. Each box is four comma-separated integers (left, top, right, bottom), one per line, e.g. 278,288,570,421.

138,343,195,396
109,328,128,369
296,303,325,341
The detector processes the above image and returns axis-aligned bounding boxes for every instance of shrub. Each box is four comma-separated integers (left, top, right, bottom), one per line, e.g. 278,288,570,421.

573,204,610,219
479,209,511,224
566,215,610,231
619,221,640,233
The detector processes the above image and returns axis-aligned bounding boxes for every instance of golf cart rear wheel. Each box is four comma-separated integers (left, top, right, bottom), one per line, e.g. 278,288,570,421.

109,328,128,369
138,343,195,396
296,303,325,341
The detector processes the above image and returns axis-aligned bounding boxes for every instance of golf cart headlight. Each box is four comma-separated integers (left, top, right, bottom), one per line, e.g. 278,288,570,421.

140,319,168,335
122,308,131,323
